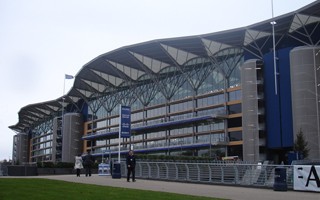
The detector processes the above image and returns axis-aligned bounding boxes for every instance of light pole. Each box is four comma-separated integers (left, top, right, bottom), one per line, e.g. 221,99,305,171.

61,74,74,162
62,74,74,109
314,48,320,159
271,0,278,95
62,74,74,119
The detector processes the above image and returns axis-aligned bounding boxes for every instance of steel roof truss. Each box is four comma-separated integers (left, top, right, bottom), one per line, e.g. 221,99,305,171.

76,88,94,99
129,51,170,74
201,39,233,57
133,81,159,107
290,14,320,33
91,69,124,87
159,44,193,82
46,104,60,112
107,60,145,81
160,43,198,66
100,93,121,112
81,79,106,93
118,88,138,106
88,94,106,113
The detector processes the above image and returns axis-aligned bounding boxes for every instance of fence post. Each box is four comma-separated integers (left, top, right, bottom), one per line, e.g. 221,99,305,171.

156,163,159,178
234,166,238,184
197,164,200,182
220,165,224,183
147,163,151,178
165,163,169,179
208,164,212,182
185,164,189,180
175,163,178,180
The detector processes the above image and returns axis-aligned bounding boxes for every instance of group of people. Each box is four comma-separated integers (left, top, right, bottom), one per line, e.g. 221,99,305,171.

74,150,137,182
74,151,94,177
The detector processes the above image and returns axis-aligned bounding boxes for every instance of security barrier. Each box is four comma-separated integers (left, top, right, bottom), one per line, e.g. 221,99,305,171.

120,161,294,189
98,163,111,176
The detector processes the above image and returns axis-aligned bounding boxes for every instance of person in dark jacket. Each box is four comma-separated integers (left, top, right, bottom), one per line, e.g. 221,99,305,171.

83,151,94,177
126,150,136,182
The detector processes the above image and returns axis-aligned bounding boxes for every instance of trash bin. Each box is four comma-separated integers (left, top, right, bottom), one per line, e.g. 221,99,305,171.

98,163,111,176
273,167,287,191
112,162,121,179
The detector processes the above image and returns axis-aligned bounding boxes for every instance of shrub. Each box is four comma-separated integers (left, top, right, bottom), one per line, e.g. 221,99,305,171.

42,162,54,168
55,162,74,168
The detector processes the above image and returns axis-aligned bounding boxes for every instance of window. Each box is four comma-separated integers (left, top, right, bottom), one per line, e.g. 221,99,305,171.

228,104,241,114
229,90,242,101
228,117,242,128
147,107,165,118
228,131,242,141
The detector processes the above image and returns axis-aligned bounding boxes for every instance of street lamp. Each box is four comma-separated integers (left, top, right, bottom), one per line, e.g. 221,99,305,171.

61,74,74,162
271,0,278,95
62,74,74,113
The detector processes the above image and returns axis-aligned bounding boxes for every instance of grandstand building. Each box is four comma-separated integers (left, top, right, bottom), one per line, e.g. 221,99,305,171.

10,1,320,164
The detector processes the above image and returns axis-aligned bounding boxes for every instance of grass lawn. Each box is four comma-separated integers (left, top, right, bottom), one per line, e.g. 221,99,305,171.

0,178,224,200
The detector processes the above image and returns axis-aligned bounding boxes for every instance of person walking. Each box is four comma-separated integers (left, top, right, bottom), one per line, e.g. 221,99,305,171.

74,154,83,177
83,151,94,177
126,150,136,182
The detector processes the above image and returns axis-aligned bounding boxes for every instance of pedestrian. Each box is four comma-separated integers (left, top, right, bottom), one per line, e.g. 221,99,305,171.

83,151,94,177
74,154,83,177
126,150,136,182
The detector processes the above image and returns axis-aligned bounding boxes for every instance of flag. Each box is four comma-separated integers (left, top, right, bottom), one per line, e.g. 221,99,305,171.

65,74,74,79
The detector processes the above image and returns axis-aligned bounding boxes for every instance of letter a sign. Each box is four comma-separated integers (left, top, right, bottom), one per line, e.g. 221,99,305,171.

294,165,320,192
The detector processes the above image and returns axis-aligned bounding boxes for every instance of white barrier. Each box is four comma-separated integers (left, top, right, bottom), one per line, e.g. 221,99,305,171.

98,163,111,176
293,165,320,192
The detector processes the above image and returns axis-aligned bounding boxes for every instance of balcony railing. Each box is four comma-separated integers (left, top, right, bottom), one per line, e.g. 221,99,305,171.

83,111,226,140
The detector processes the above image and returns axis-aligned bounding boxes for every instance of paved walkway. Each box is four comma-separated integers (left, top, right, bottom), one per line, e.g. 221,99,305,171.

1,175,319,200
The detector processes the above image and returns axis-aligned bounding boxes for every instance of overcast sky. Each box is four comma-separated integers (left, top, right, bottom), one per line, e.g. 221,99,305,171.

0,0,316,161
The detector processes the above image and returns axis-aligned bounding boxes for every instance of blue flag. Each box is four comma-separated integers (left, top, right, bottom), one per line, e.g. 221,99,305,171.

65,74,74,79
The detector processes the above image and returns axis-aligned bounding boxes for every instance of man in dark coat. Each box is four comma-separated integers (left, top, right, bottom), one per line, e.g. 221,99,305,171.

126,150,136,182
83,151,94,177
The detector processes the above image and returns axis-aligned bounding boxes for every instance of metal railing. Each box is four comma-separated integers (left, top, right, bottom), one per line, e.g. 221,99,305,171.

0,163,3,176
120,161,293,189
85,110,227,138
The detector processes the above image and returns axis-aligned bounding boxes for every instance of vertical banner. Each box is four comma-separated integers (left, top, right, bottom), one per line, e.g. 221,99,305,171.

293,165,320,192
119,105,131,138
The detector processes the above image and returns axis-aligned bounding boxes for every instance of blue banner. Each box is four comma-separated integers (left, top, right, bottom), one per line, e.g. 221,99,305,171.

119,105,131,138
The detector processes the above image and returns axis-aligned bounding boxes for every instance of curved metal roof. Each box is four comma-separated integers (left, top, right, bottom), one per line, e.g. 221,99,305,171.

9,1,320,132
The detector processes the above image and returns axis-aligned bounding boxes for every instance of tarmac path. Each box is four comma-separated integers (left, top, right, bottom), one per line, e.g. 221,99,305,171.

1,175,319,200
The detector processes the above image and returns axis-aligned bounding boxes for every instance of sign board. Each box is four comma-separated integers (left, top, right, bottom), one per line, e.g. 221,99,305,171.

98,163,110,176
119,105,131,138
293,165,320,192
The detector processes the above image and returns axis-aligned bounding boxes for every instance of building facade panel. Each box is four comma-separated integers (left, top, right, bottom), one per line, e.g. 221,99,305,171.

241,59,264,162
290,46,320,160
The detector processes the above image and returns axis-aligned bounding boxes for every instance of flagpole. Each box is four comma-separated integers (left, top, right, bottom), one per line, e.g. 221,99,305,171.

62,74,66,122
62,75,66,129
271,0,278,95
61,75,66,162
118,105,121,163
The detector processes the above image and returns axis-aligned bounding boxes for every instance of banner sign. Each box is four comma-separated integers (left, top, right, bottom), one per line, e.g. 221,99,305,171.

293,165,320,192
119,105,131,138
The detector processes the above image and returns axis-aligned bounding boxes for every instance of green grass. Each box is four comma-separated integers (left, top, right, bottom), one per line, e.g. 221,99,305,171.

0,178,224,200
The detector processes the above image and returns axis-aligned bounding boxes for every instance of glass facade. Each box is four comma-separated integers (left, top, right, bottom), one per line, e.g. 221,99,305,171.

19,47,246,163
30,119,54,163
83,52,244,158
